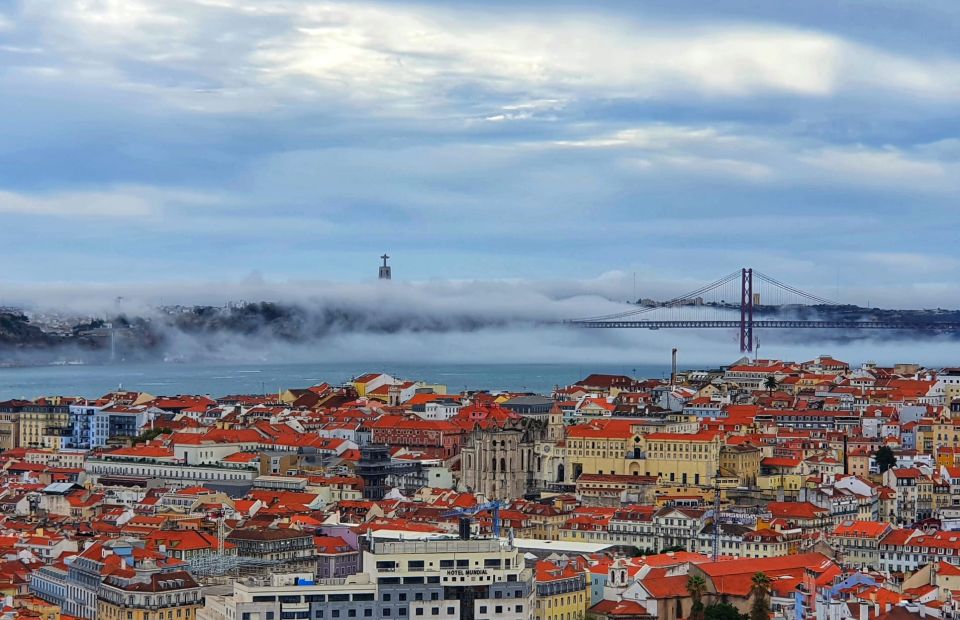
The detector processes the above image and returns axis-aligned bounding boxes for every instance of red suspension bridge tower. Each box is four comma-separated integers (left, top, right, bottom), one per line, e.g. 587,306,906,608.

740,268,754,353
564,266,960,353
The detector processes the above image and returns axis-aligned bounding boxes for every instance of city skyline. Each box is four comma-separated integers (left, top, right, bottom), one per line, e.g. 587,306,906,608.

2,0,960,304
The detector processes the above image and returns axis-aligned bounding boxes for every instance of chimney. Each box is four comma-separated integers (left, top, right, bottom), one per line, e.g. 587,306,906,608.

671,349,678,386
843,435,849,475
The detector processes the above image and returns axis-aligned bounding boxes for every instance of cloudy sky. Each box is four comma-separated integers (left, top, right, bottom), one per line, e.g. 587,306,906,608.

2,0,960,307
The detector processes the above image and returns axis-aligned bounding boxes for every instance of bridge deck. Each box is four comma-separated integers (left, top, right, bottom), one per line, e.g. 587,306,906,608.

565,320,960,330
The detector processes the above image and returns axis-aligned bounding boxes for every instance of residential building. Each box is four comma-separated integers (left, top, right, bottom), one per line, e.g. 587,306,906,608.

534,559,589,620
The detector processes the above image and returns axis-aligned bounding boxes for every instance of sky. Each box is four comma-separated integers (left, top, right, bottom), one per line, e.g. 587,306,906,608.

2,0,960,309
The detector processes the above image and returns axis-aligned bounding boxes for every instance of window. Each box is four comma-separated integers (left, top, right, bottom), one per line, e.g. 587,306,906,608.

415,610,423,617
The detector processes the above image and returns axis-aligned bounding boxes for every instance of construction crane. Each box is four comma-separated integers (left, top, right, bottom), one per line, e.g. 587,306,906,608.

441,500,504,538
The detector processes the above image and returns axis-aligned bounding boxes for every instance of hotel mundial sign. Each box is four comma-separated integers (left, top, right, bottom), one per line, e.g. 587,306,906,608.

444,568,490,577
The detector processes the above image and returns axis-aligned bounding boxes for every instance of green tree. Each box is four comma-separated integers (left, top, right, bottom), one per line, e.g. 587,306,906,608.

131,427,171,445
687,575,708,620
875,446,897,474
705,603,746,620
763,375,778,394
750,572,771,620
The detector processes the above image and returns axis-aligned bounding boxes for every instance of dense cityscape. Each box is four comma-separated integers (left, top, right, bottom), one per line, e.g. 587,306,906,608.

0,355,956,620
4,0,959,619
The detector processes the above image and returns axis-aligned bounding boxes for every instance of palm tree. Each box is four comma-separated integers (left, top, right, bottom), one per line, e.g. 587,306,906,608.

763,375,778,395
687,574,708,620
750,572,772,620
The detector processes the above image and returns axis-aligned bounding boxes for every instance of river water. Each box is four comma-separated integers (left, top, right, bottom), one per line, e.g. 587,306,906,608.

0,361,676,400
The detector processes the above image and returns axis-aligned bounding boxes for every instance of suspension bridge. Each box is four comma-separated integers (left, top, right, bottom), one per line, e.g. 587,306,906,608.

565,268,960,352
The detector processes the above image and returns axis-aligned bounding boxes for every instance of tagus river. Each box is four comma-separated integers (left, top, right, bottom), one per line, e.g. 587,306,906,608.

0,361,674,400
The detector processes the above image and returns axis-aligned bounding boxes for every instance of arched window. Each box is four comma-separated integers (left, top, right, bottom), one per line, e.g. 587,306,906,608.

500,458,507,472
492,458,497,472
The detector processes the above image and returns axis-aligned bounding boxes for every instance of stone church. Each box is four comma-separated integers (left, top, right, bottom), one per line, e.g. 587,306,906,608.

459,417,542,500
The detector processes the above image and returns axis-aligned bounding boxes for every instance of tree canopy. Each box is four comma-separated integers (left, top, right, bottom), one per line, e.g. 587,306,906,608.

875,445,897,473
705,603,747,620
750,572,772,620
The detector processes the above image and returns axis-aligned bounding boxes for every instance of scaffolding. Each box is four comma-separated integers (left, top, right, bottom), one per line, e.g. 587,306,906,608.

185,516,281,584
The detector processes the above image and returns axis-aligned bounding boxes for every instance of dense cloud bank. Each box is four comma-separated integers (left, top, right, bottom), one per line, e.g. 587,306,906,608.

1,278,960,367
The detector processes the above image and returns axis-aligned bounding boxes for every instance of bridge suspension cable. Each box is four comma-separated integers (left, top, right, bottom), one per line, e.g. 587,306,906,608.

564,265,960,354
752,271,835,306
568,270,741,322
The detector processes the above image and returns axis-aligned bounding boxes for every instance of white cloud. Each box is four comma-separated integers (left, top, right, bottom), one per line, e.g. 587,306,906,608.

0,189,153,217
0,186,218,218
858,252,960,272
13,0,960,116
536,123,960,193
800,146,956,190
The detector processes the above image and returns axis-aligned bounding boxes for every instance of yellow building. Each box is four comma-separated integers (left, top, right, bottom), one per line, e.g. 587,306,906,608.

720,444,761,487
653,485,721,507
915,419,935,455
515,501,570,540
565,424,732,487
98,569,202,620
933,421,960,455
17,596,61,620
740,527,802,558
565,419,643,478
640,431,724,486
18,406,71,450
535,559,589,620
757,473,804,495
0,410,19,451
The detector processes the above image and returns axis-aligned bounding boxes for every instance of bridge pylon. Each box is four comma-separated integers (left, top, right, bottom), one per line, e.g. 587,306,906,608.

740,268,754,353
